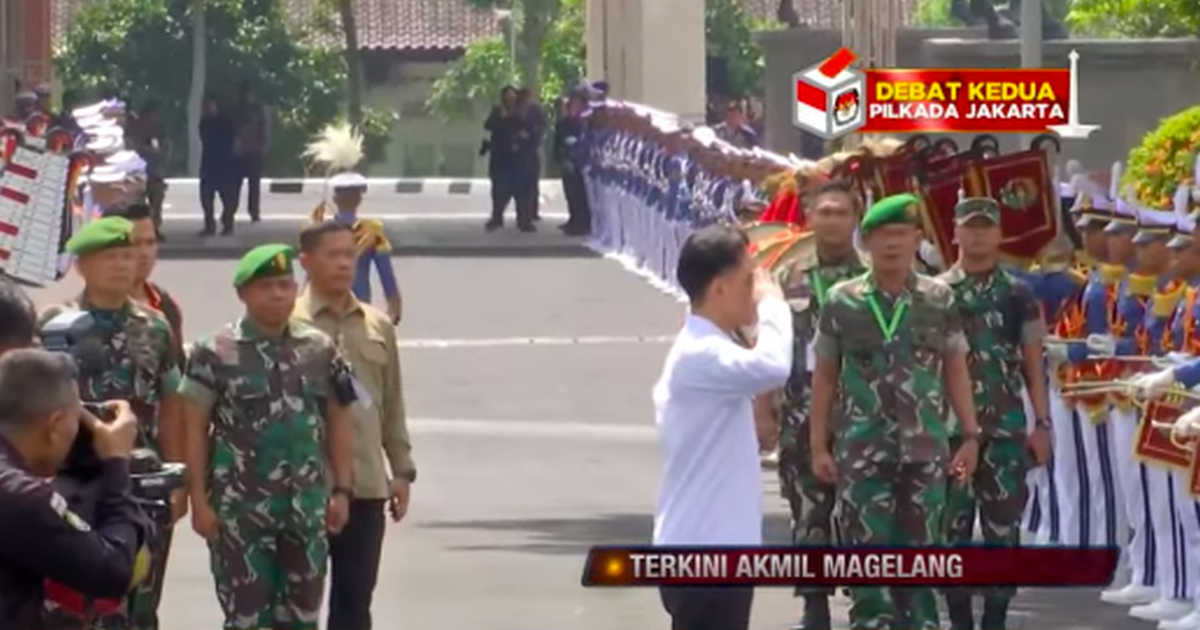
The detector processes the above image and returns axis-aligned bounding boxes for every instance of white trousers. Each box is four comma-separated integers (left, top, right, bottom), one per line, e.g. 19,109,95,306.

1023,390,1058,542
1110,407,1156,589
1050,392,1087,545
1170,467,1200,607
1144,462,1194,601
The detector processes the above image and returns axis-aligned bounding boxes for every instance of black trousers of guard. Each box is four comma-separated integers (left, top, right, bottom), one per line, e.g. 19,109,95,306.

199,170,237,231
561,169,590,232
327,499,387,630
659,586,754,630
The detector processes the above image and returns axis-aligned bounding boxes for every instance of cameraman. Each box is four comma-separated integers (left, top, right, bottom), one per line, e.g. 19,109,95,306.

0,350,151,628
39,217,183,630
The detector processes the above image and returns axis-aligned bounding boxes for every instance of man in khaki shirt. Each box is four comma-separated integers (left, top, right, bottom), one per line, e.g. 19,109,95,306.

294,220,415,630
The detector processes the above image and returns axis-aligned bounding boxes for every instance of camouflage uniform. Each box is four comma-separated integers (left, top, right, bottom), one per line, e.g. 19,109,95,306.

937,265,1042,603
180,318,357,630
775,250,868,599
813,272,966,630
38,296,180,630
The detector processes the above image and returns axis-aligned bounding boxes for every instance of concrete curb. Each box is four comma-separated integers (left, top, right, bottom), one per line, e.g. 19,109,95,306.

163,178,562,197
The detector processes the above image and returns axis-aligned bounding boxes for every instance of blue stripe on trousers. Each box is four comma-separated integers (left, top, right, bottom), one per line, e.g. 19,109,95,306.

1073,410,1092,544
1029,486,1042,534
1096,422,1117,546
1140,463,1157,587
1168,474,1186,600
1048,458,1061,542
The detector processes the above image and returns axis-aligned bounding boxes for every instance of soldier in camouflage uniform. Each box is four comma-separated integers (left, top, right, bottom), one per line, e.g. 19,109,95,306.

937,199,1050,630
774,181,867,630
809,194,982,630
179,243,357,630
38,216,183,630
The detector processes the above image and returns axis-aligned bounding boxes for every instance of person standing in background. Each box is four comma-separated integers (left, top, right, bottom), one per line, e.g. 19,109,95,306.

483,86,525,232
553,95,590,236
713,99,759,149
515,88,546,226
293,221,416,630
198,93,238,236
126,101,170,238
233,82,268,224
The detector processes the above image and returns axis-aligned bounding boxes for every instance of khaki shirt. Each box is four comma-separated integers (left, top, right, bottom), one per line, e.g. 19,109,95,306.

294,290,415,499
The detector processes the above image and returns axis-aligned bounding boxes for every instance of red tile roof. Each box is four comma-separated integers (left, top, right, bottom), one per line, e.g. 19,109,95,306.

52,0,919,52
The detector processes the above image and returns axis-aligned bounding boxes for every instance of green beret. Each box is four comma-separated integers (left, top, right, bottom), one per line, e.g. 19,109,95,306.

862,194,921,233
66,217,133,256
954,197,1000,225
233,244,296,288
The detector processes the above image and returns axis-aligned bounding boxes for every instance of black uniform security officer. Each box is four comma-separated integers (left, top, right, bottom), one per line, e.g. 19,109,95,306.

0,349,151,629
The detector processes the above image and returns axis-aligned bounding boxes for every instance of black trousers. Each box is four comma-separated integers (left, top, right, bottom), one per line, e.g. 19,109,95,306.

659,586,754,630
490,174,515,222
327,499,387,630
199,173,236,230
512,173,538,225
561,169,590,230
232,154,264,220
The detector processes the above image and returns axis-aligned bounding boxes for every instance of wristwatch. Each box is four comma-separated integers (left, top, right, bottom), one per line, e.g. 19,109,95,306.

1035,418,1053,431
333,486,354,499
961,428,983,442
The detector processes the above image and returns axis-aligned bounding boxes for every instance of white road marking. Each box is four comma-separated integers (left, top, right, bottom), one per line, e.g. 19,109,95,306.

407,417,656,442
400,335,674,349
159,212,569,222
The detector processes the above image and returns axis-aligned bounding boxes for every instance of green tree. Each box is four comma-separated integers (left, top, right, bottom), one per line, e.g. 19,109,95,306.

1067,0,1200,37
1123,105,1200,208
706,0,783,98
56,0,347,176
427,0,584,119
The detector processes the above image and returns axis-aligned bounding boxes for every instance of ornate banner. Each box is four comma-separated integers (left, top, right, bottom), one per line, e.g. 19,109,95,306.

967,135,1061,263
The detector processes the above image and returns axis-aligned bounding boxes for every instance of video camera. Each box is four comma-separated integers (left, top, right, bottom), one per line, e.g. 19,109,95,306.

39,310,185,523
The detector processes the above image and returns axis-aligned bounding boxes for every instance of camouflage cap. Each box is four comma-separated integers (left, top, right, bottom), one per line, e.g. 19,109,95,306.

233,243,295,288
65,217,133,257
954,197,1000,225
861,193,920,234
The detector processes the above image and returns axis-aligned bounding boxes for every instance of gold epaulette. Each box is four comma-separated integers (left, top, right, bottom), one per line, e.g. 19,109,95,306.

1128,273,1159,297
1100,264,1127,286
1153,281,1189,317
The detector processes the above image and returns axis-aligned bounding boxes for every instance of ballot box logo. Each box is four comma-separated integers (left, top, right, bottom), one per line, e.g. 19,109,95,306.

792,48,1101,140
793,48,866,139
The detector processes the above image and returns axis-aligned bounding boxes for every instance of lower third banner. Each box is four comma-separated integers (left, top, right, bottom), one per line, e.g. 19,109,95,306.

581,547,1119,587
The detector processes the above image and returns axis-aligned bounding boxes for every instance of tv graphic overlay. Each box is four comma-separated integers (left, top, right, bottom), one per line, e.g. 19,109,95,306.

581,547,1120,587
792,48,1101,140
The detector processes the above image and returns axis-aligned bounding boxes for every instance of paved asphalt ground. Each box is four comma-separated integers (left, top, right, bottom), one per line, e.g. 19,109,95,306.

24,186,1157,629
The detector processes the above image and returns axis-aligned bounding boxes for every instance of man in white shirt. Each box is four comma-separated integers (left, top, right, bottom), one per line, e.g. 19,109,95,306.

653,224,794,630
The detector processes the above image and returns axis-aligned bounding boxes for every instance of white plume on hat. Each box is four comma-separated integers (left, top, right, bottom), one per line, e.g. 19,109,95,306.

303,122,364,176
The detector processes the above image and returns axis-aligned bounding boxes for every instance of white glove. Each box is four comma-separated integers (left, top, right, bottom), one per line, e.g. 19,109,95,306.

1153,352,1193,369
1130,368,1177,400
1174,406,1200,438
1086,334,1117,356
1044,342,1070,364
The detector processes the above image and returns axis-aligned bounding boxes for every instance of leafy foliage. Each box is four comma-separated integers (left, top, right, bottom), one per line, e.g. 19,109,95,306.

55,0,349,176
1067,0,1200,37
914,0,1076,27
427,0,584,119
706,0,783,98
1123,105,1200,208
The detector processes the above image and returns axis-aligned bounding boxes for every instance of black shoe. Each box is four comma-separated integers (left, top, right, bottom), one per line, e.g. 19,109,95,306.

250,215,261,223
980,597,1008,630
796,595,831,630
518,222,536,233
947,595,975,630
485,219,503,232
197,226,216,237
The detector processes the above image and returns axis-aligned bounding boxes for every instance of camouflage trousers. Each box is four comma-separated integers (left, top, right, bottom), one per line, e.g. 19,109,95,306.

208,512,328,630
838,459,947,630
944,437,1029,601
779,431,836,597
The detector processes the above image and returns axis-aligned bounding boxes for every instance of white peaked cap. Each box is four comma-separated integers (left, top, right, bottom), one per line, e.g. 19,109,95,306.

1137,206,1176,228
105,151,146,172
1057,181,1075,197
329,172,367,189
88,168,132,184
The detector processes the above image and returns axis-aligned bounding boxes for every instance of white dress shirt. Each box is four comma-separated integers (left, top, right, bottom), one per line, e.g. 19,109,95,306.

652,298,794,546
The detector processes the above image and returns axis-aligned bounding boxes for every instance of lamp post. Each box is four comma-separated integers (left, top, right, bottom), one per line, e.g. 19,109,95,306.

495,9,516,80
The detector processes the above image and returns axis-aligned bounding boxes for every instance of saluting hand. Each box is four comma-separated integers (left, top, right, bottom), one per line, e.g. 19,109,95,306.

327,494,350,534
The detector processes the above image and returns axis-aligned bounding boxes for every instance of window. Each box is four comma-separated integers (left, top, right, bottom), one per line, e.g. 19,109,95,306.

440,144,477,177
402,144,437,178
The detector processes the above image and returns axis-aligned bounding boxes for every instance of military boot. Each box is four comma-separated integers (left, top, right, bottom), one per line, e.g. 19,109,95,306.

980,597,1010,630
795,594,831,630
946,594,975,630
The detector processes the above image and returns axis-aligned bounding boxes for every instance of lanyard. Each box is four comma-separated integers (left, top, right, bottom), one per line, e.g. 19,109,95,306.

866,292,909,342
809,269,830,308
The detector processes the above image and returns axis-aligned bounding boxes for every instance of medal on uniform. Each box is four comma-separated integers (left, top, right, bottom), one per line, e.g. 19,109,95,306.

866,292,909,342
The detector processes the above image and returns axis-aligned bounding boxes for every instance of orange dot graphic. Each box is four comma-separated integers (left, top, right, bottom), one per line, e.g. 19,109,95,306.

604,557,625,579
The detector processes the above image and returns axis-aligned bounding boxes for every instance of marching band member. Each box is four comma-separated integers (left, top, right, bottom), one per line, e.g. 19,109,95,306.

1046,173,1117,554
1094,201,1179,612
305,124,401,324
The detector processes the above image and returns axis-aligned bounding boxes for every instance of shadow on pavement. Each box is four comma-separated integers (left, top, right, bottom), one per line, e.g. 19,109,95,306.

1007,587,1158,630
424,512,795,555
